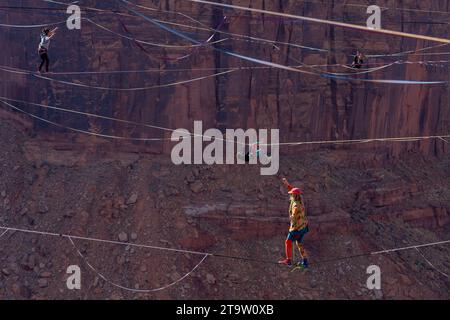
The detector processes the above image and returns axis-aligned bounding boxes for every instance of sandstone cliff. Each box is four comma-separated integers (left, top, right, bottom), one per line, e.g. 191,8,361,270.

0,0,449,300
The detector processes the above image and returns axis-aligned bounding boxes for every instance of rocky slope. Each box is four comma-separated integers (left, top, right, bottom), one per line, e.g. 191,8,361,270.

0,0,449,299
0,121,449,300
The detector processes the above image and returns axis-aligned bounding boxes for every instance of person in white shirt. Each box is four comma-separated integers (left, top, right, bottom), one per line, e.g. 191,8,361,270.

38,27,58,73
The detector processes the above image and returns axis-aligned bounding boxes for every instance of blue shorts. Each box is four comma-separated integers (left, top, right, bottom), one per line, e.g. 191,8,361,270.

286,226,309,243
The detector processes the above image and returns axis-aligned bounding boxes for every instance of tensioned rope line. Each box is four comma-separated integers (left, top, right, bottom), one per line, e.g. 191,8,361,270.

42,0,79,5
263,135,450,147
2,16,448,59
0,97,250,146
123,1,329,53
119,0,450,17
0,16,226,50
123,1,450,57
137,0,450,16
0,228,9,239
0,60,411,89
2,16,448,60
87,1,450,57
0,67,236,91
288,57,399,76
9,1,450,58
2,58,449,76
84,17,227,49
0,100,173,142
371,240,450,255
178,0,450,44
0,19,68,28
1,96,449,148
8,0,450,16
2,4,449,58
0,225,448,267
300,0,450,15
119,1,450,85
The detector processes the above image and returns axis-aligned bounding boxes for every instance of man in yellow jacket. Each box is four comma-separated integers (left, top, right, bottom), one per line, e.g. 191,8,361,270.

278,178,309,267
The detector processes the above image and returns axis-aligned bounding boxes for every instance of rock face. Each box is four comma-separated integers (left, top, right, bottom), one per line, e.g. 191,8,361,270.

0,0,449,300
0,0,448,158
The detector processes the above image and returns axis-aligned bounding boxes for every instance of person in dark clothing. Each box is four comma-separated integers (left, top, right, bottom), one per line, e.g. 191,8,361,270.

351,51,365,69
38,27,58,73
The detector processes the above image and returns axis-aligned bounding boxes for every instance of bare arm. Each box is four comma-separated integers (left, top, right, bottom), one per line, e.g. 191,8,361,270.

48,27,58,38
282,178,294,191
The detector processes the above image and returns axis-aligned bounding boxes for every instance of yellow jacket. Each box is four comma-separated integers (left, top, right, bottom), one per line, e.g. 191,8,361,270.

286,184,308,231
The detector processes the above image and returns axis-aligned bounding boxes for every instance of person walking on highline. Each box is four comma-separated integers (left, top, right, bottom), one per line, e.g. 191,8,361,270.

38,27,58,73
351,50,365,69
278,178,309,268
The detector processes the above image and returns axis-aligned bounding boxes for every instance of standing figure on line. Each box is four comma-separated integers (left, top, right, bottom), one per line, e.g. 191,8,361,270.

38,27,58,73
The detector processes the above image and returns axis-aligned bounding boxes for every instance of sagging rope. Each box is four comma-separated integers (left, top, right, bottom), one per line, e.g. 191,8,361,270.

119,1,450,85
299,0,450,15
1,58,449,76
2,4,449,58
0,97,249,146
0,225,448,291
0,100,172,141
1,60,412,91
84,17,226,49
74,1,450,57
0,66,236,91
263,135,450,147
0,60,433,74
111,1,450,59
69,237,210,293
178,0,450,44
0,97,449,149
30,0,450,17
414,247,449,279
0,228,9,239
5,1,449,58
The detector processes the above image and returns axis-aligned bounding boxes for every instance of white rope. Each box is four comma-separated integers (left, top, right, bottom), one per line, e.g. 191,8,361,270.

68,237,209,293
2,6,449,58
178,0,450,44
0,228,9,239
0,20,67,28
290,58,400,76
1,97,449,148
371,240,450,255
0,226,211,255
84,17,225,49
367,44,449,58
414,247,449,278
120,1,450,57
121,2,450,84
262,134,450,147
1,58,448,76
0,100,172,141
42,0,79,5
1,225,448,261
0,15,223,49
0,225,448,291
0,66,236,91
32,69,236,91
0,96,188,134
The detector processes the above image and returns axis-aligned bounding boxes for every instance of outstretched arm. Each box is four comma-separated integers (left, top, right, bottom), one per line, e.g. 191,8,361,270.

48,27,58,38
282,178,294,191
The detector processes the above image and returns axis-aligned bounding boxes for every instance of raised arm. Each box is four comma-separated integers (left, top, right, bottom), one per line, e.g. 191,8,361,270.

282,178,294,192
48,27,58,38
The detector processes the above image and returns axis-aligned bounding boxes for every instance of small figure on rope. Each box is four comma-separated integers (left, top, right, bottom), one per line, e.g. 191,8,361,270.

237,141,270,163
351,50,365,69
38,27,58,73
278,178,309,268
